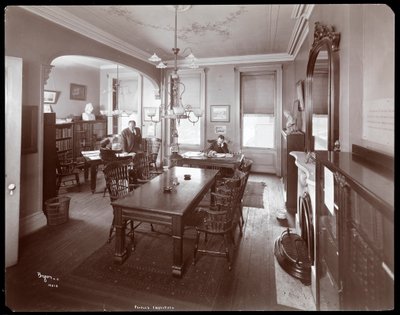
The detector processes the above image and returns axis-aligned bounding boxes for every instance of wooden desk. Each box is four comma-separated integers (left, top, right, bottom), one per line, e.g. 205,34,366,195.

178,152,244,170
81,150,135,193
111,166,219,277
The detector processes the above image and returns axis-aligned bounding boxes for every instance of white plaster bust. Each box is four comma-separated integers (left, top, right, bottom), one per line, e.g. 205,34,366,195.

284,110,297,134
82,103,95,121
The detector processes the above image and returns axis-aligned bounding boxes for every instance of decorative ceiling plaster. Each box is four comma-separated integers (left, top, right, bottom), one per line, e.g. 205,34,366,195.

21,5,314,67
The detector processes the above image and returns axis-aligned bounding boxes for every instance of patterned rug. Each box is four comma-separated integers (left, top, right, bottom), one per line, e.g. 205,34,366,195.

71,226,228,307
243,181,266,208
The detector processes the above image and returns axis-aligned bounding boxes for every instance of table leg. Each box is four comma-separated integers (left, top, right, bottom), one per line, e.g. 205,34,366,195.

90,164,97,193
84,162,89,181
172,216,184,277
113,206,128,264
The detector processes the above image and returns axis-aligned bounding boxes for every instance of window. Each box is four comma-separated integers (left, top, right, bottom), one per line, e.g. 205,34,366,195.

241,72,276,149
243,114,274,148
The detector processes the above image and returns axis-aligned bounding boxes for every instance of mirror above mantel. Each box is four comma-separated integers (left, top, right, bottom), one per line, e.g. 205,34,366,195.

305,22,341,153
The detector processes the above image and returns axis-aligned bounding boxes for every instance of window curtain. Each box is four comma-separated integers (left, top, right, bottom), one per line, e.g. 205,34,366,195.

241,73,275,114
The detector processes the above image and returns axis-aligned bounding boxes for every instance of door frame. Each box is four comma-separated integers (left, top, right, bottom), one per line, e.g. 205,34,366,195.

5,56,23,267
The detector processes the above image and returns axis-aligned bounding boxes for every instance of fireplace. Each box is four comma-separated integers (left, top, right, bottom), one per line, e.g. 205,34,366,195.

274,190,313,285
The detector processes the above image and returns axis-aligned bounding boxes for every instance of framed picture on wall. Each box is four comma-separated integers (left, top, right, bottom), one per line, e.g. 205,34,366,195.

70,83,87,100
43,90,58,104
210,105,230,122
215,125,226,134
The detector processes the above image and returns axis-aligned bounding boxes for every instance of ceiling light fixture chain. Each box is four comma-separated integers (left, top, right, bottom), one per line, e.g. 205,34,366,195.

147,5,203,128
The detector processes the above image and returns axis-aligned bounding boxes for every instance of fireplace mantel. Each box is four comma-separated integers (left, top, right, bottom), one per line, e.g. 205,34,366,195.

289,151,315,186
290,150,317,305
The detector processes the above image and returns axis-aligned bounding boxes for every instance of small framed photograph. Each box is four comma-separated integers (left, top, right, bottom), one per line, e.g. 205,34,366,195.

296,80,305,111
215,125,226,134
70,83,87,100
210,105,230,122
43,90,58,104
143,107,160,122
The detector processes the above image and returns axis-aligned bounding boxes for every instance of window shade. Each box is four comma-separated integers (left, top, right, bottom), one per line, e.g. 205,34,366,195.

241,73,275,114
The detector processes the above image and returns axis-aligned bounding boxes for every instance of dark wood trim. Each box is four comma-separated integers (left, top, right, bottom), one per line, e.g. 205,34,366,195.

21,105,38,154
352,144,394,172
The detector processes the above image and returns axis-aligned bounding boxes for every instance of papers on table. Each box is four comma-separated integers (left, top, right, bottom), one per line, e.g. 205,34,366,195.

116,152,135,158
214,153,226,158
81,150,135,161
81,150,100,156
81,150,100,160
183,151,205,157
182,151,236,159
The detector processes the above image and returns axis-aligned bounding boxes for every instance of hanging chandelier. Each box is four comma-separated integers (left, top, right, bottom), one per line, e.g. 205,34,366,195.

100,64,133,117
147,5,203,125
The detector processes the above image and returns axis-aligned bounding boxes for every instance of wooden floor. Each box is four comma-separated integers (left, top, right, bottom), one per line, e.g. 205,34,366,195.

5,171,298,312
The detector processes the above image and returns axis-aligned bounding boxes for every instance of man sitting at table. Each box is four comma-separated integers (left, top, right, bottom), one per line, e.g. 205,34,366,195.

207,135,229,155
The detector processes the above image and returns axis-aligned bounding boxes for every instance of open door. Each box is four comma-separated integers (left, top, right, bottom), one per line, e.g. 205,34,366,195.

5,56,23,267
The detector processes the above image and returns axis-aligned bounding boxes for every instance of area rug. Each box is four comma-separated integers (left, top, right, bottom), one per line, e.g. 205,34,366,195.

71,227,227,307
243,181,266,208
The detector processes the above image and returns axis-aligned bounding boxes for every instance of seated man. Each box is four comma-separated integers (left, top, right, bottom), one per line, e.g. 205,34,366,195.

207,135,229,155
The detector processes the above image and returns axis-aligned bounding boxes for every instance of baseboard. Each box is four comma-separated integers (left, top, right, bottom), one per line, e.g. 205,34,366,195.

251,165,276,174
19,211,47,238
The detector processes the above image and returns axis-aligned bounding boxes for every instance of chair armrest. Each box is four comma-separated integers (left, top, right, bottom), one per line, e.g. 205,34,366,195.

60,161,76,167
195,206,226,216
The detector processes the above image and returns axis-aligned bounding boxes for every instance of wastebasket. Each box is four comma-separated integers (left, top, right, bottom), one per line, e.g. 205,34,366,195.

44,196,71,225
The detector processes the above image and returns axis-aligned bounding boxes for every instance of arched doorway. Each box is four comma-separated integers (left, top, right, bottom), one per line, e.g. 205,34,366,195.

46,55,161,138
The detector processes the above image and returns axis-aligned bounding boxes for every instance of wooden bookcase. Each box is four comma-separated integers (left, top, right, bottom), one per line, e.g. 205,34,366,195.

43,118,107,205
55,122,74,162
73,120,107,160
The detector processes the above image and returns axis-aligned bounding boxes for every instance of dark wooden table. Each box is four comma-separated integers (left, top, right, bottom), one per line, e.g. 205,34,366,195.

81,150,135,193
111,166,219,277
177,152,244,170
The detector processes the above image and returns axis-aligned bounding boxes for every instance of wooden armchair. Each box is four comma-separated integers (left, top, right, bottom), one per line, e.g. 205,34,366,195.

145,137,162,171
56,151,80,193
100,147,137,196
193,175,242,270
103,161,136,244
132,151,162,184
214,169,248,236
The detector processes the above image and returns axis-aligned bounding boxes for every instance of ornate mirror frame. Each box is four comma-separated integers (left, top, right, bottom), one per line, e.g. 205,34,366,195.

305,22,341,153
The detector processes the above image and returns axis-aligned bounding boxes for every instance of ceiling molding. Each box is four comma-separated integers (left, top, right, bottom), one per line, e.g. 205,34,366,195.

20,6,152,63
166,53,294,68
287,4,314,58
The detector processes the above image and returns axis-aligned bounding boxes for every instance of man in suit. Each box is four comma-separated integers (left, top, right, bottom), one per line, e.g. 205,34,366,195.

207,135,229,154
120,120,142,153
